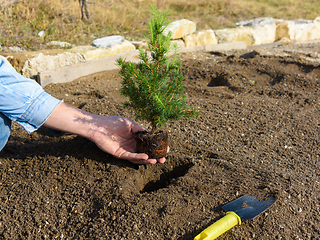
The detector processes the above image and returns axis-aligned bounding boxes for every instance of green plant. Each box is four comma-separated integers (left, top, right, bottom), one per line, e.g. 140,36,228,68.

117,6,200,134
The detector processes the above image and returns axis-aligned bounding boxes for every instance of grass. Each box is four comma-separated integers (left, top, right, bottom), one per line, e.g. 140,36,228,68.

0,0,319,51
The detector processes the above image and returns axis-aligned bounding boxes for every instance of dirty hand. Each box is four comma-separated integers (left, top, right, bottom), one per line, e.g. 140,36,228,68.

44,102,167,164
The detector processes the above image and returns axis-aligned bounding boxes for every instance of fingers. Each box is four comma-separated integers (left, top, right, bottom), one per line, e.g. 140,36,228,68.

132,158,159,165
157,157,166,164
117,151,167,165
118,152,155,165
129,158,166,165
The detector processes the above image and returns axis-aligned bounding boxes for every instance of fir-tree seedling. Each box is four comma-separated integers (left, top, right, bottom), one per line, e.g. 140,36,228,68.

117,6,200,158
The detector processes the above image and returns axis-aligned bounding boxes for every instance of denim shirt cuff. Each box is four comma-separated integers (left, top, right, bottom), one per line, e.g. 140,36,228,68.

19,92,63,133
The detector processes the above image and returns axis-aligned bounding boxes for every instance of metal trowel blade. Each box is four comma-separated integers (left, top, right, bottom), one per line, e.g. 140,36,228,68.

222,195,275,220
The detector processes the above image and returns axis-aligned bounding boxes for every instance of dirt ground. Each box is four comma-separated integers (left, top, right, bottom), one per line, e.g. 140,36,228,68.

1,41,320,240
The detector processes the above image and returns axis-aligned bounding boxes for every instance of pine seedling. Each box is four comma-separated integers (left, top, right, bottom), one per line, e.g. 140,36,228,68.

117,6,200,134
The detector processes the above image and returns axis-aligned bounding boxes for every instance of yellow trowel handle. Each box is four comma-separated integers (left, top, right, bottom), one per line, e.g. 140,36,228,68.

194,212,242,240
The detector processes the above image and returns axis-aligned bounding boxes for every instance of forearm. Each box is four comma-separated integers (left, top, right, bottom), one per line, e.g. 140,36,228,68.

43,102,94,139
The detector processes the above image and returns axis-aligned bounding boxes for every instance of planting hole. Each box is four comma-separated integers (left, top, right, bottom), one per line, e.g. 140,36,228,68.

141,162,194,193
207,74,229,87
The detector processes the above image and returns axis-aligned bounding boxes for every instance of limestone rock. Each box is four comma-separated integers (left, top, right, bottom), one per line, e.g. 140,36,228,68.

22,52,85,78
250,23,276,45
70,45,96,52
293,20,320,41
131,39,185,54
131,41,149,51
163,19,196,40
73,40,136,60
69,45,97,57
183,30,217,47
275,20,295,41
92,35,125,48
215,17,276,46
236,17,275,29
3,49,81,74
214,27,254,46
276,19,320,42
235,17,276,45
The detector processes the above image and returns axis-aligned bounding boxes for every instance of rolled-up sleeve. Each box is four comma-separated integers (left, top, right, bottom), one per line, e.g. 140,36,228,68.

0,58,62,133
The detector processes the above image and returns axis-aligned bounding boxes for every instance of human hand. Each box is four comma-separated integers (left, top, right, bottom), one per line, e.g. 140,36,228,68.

87,115,167,164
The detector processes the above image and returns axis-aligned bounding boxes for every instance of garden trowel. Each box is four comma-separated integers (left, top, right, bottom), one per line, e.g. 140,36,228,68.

194,195,276,240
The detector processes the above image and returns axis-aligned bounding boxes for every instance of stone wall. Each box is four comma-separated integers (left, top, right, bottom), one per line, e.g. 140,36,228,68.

2,16,320,78
172,16,320,47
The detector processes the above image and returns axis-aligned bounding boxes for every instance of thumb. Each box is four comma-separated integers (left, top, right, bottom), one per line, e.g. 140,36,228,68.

129,119,146,133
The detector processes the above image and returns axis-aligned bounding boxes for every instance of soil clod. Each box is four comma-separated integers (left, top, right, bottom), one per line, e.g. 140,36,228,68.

135,130,168,159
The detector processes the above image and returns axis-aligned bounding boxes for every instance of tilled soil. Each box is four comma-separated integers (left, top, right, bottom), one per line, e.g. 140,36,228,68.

1,42,320,239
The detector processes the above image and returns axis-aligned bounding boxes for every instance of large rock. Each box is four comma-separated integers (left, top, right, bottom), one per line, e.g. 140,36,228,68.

163,19,196,39
183,29,217,47
236,17,275,29
250,23,276,45
214,27,254,46
22,52,85,79
215,17,276,46
292,19,320,41
276,19,320,42
275,20,295,41
2,49,77,74
132,39,186,54
92,35,125,48
237,17,276,45
70,40,136,60
70,45,97,52
131,40,149,51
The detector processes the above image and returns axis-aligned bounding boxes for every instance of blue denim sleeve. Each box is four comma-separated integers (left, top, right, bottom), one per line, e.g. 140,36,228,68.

0,58,62,133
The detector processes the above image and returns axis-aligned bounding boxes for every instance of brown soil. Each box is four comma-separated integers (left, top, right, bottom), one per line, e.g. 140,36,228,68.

1,42,320,239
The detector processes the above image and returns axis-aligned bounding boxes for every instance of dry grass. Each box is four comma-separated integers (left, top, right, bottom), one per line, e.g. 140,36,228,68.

0,0,319,50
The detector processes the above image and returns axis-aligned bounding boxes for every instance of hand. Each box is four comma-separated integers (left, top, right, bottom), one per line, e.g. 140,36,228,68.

87,115,167,164
44,103,167,164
